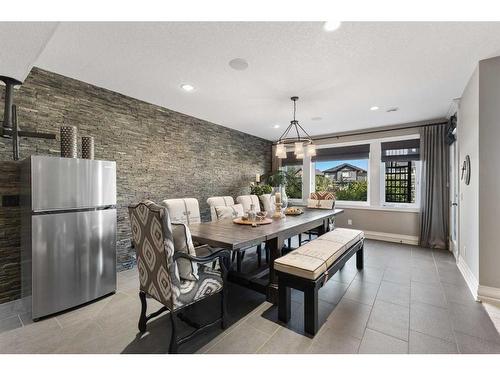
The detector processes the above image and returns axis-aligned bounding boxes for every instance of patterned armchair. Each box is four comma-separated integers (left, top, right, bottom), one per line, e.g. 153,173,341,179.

128,200,230,353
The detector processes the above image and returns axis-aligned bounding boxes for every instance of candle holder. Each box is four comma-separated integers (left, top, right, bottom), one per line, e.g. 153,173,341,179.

272,201,285,219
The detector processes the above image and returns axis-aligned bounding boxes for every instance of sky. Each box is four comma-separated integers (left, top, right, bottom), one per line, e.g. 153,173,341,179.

315,159,368,172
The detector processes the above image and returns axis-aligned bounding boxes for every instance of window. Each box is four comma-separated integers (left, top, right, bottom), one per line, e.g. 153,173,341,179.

280,152,303,200
312,144,370,202
381,139,420,206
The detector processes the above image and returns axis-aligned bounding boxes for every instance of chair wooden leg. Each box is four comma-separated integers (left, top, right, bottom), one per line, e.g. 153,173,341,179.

265,244,270,264
138,291,147,333
298,234,302,245
309,232,312,241
287,238,291,249
169,311,178,354
257,244,262,267
221,288,227,329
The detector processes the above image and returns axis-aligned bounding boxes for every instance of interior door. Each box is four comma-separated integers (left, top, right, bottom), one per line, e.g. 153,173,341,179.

449,136,459,258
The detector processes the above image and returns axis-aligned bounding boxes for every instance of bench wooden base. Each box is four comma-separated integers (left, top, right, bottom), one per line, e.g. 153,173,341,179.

277,239,364,336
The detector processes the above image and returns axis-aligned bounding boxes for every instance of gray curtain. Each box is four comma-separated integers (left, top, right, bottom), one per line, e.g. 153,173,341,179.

419,125,449,249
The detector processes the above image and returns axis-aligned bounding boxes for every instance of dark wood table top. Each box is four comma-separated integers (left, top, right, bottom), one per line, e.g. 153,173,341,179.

189,208,344,250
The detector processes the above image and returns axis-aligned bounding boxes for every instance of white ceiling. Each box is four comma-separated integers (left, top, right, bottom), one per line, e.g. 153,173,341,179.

3,22,500,140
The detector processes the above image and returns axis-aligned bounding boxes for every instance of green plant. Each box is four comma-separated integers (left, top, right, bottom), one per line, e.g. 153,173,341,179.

267,170,287,187
250,184,273,196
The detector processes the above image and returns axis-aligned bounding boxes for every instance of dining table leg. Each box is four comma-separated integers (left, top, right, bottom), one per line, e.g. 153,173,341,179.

266,235,285,305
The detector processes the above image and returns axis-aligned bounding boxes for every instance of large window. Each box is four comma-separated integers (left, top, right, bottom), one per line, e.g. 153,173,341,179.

313,144,370,202
280,152,303,200
381,139,420,206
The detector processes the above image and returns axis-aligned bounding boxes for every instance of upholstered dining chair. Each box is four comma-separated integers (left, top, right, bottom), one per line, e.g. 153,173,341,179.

300,191,336,245
236,194,261,213
206,195,265,271
128,200,230,353
162,198,201,225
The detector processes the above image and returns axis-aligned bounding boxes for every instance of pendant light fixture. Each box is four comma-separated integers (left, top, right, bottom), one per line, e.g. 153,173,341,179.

276,96,316,159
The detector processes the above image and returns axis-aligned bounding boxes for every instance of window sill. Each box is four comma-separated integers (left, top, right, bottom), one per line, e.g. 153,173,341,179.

335,204,420,213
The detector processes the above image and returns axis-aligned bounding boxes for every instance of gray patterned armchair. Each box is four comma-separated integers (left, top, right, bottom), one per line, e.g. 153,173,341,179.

128,200,230,353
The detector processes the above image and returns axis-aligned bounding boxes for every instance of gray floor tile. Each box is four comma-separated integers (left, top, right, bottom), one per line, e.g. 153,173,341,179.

257,327,313,353
409,330,458,354
0,315,22,334
376,280,410,307
441,282,477,307
383,267,411,286
438,268,467,287
343,279,380,306
325,298,372,339
410,302,454,342
411,281,447,308
368,299,409,341
411,266,440,285
359,328,408,354
206,321,271,354
354,265,385,285
455,331,500,354
448,302,500,344
308,327,360,354
319,280,349,305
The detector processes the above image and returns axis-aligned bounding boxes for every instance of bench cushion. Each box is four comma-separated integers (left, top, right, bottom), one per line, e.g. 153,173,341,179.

274,228,364,280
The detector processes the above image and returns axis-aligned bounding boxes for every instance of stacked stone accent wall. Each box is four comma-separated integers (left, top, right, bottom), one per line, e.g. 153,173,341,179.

0,68,272,303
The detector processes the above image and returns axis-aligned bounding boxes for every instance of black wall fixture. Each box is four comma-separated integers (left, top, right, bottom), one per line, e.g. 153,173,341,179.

1,76,56,160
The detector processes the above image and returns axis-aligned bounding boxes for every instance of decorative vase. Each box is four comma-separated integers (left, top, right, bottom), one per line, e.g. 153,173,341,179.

60,125,77,158
82,136,94,159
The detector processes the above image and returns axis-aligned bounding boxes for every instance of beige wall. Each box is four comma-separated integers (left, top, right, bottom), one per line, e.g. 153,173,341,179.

458,55,500,290
335,208,420,240
458,66,480,280
478,56,500,288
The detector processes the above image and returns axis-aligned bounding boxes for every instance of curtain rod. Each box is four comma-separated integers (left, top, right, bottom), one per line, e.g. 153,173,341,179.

309,120,448,142
272,119,448,145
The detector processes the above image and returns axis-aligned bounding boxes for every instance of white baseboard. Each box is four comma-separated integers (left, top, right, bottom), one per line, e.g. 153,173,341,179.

457,255,479,300
361,230,419,245
478,285,500,303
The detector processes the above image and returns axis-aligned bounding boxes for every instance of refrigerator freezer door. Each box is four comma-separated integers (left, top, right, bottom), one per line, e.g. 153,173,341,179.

31,209,117,319
31,156,116,211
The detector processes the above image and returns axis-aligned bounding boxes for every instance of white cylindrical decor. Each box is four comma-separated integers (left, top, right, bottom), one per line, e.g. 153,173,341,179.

82,136,95,159
60,125,77,158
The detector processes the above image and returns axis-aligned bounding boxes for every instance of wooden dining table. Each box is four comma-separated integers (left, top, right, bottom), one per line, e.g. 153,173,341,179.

188,208,344,304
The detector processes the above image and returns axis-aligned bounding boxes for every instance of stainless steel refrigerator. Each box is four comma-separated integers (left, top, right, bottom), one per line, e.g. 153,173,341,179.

21,155,117,320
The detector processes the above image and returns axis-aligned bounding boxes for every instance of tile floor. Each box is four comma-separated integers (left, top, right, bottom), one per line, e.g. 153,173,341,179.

1,239,500,354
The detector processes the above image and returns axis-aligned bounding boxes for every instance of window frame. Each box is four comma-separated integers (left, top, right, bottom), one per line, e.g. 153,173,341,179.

380,159,421,209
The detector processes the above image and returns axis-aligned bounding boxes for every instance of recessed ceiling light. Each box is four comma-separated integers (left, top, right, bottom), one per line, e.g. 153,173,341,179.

370,106,379,111
180,84,195,92
229,58,249,71
273,124,280,129
386,107,399,113
323,21,342,32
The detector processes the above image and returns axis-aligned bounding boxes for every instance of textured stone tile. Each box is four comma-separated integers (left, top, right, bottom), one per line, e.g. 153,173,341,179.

376,280,410,307
206,322,271,354
257,326,313,354
325,298,371,339
455,331,500,354
410,302,454,342
359,328,408,354
367,299,409,341
409,330,458,354
308,327,360,354
343,279,380,306
411,281,447,308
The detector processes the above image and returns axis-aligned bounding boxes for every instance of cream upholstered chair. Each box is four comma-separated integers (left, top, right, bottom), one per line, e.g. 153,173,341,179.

259,193,275,213
161,198,201,225
236,194,261,213
206,195,266,270
207,196,235,222
128,200,229,353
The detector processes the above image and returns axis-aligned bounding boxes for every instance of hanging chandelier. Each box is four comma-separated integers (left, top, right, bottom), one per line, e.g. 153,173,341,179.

275,96,316,159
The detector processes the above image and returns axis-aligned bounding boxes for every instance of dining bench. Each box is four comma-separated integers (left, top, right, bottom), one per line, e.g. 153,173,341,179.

274,227,364,335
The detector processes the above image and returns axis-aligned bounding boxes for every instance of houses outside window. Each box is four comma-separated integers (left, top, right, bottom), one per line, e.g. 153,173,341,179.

312,144,370,203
